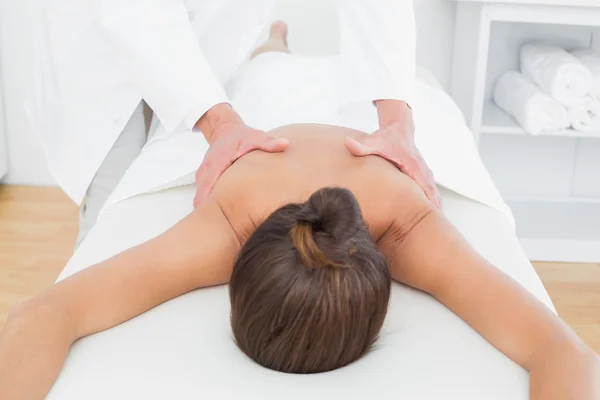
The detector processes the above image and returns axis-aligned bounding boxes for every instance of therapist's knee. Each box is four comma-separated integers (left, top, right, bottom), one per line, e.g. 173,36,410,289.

229,187,391,373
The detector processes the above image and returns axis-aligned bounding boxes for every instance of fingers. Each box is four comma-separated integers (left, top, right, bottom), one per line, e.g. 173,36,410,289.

425,167,443,210
193,164,214,207
195,165,227,204
425,183,442,210
195,134,288,208
194,153,234,207
344,135,440,208
404,162,441,210
420,160,442,209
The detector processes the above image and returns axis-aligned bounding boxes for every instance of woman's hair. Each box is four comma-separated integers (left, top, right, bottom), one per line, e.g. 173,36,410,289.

229,187,391,374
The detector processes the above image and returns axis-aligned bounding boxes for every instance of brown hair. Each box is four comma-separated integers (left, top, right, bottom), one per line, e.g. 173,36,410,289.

229,187,391,374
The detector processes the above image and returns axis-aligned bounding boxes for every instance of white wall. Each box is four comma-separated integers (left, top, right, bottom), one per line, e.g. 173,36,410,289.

414,0,457,90
0,0,54,185
266,0,457,89
0,51,8,180
0,0,456,186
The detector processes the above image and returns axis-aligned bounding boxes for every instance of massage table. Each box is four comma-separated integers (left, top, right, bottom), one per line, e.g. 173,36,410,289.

47,57,555,399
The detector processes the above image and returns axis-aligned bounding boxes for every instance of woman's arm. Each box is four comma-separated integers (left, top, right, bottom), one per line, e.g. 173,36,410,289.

0,200,239,400
379,206,599,400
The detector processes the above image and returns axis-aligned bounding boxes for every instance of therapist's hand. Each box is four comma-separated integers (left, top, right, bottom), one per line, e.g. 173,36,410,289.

193,119,289,208
344,100,441,209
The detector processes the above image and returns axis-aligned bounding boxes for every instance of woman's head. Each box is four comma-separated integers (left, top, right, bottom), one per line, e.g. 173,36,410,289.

229,187,391,374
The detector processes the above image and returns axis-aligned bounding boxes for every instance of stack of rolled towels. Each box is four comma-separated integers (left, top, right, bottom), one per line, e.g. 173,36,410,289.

494,44,600,135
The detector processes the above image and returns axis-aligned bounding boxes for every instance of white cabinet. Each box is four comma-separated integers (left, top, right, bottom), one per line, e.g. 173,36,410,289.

451,0,600,262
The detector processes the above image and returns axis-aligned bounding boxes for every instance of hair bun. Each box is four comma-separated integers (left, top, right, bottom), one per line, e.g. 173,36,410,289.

291,188,364,269
298,187,364,241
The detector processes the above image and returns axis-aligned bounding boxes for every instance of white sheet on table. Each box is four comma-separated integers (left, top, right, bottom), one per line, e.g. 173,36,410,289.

49,183,553,400
102,54,512,225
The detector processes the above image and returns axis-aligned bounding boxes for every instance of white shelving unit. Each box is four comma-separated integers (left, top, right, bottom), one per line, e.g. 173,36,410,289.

481,100,600,138
450,0,600,262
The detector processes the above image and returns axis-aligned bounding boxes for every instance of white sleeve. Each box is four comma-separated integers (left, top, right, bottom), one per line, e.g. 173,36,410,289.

99,0,229,133
336,0,416,107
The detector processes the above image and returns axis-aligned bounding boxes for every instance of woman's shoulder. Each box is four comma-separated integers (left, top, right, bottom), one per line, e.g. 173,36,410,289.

351,168,433,243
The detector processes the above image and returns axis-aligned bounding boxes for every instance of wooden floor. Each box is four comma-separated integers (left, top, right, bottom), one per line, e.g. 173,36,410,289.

0,185,598,352
0,186,78,324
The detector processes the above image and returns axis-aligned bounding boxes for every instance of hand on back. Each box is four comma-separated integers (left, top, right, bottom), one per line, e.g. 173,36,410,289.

194,102,441,210
193,120,289,207
345,122,442,209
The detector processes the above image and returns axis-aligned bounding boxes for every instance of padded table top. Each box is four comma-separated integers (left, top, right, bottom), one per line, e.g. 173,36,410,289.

48,184,553,400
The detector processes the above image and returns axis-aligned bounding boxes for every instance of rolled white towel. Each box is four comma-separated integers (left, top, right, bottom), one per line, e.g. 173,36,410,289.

569,96,600,132
571,49,600,101
493,71,570,135
521,44,593,107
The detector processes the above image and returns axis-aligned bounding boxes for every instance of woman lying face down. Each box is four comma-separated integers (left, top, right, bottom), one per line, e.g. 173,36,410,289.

230,187,390,373
0,125,598,400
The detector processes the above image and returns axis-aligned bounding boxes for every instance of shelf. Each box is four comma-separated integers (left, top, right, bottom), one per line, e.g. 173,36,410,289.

505,195,600,204
480,100,600,138
452,0,600,262
451,0,600,7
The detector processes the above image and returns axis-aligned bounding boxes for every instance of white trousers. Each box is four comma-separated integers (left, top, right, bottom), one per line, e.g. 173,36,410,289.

76,102,147,246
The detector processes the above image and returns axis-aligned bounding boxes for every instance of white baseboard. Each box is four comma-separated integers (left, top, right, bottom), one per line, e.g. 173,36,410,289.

520,238,600,263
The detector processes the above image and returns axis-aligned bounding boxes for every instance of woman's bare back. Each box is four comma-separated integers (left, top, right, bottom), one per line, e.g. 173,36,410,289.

209,124,430,245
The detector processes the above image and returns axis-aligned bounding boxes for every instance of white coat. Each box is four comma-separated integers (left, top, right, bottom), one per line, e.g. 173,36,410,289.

26,0,416,204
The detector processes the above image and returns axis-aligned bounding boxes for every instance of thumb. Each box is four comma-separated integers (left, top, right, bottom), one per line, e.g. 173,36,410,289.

257,136,290,153
344,137,374,157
